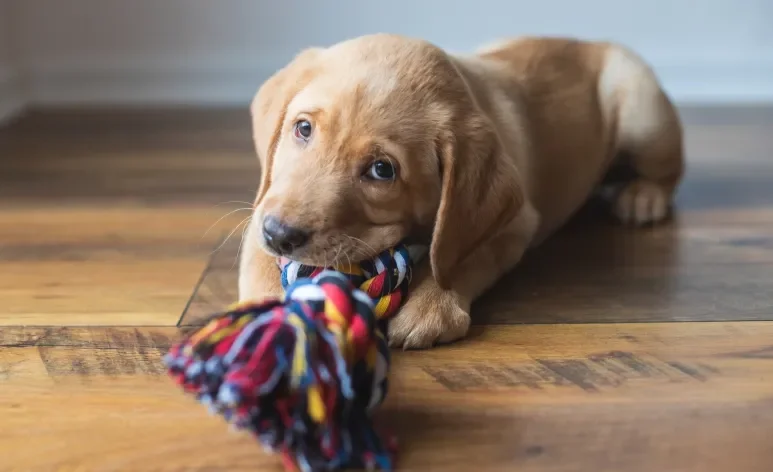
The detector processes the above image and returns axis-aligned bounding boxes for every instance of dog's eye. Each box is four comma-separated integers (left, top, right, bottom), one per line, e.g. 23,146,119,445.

365,159,396,181
293,120,313,140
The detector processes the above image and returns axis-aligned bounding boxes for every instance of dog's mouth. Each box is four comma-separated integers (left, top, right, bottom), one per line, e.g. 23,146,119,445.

259,232,389,268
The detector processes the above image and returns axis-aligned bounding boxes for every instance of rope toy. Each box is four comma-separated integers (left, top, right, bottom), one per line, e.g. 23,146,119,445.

164,243,426,472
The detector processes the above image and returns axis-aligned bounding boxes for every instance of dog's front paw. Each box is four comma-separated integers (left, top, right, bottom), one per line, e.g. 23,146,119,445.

387,287,471,350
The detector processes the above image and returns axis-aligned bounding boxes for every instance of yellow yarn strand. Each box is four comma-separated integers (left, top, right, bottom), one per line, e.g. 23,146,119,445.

188,314,251,347
287,313,309,385
324,299,346,326
372,294,392,318
333,262,364,278
306,385,326,423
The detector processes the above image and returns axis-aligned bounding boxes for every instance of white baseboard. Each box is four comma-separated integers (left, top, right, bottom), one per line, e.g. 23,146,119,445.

0,66,26,125
22,57,773,107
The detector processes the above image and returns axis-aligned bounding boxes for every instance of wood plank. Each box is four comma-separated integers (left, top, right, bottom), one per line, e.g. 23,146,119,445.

476,206,773,324
3,106,773,472
0,327,179,380
1,324,773,471
0,260,204,326
0,108,258,206
386,322,773,471
180,209,773,327
0,326,178,349
0,206,248,249
392,322,773,400
0,207,249,326
0,157,258,205
380,399,773,472
5,108,773,209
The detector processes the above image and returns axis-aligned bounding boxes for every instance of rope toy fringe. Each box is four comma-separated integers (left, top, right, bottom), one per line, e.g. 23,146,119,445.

164,244,425,471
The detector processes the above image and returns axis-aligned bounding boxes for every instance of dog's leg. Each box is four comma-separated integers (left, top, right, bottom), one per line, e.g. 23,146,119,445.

598,45,685,225
237,217,285,302
389,201,540,349
611,97,684,225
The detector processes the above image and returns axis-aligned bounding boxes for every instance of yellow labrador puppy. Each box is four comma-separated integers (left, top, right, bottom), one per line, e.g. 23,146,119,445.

238,34,684,349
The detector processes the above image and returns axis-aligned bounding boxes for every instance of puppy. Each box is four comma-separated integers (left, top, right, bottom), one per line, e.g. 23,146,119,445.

238,34,684,349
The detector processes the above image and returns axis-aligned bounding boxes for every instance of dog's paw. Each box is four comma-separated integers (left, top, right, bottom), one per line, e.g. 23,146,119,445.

612,179,671,225
387,287,471,350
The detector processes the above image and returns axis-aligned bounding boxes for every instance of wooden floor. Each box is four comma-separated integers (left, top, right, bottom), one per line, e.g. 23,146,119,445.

2,106,773,471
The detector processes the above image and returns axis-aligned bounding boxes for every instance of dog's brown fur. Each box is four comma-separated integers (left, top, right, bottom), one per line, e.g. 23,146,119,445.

238,34,684,349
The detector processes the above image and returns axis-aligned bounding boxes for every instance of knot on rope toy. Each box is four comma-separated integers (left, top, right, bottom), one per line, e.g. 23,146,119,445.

164,243,425,472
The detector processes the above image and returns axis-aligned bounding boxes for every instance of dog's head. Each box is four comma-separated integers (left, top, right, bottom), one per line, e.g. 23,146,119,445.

249,34,523,287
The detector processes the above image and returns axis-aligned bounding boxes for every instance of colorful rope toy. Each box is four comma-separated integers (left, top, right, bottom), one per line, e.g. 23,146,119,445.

164,243,426,472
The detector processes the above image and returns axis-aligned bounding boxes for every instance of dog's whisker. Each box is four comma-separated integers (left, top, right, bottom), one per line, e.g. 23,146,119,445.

342,249,350,273
318,236,331,270
231,216,253,271
332,243,343,268
352,246,367,264
210,215,252,256
345,235,378,262
331,238,340,268
344,246,352,270
214,200,256,208
202,207,253,239
340,238,354,273
352,235,379,259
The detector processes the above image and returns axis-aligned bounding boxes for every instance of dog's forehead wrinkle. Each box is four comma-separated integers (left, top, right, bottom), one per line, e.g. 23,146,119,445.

298,69,457,145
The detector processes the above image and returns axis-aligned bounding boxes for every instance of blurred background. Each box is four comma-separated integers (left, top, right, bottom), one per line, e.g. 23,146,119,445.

2,2,773,470
1,0,772,119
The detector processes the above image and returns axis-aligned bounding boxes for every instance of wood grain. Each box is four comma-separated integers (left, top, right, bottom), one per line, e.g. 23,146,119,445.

0,207,248,326
2,107,773,471
0,108,258,206
2,324,773,471
180,204,773,326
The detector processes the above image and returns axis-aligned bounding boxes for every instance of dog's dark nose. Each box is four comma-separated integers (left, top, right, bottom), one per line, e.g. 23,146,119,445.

262,215,311,255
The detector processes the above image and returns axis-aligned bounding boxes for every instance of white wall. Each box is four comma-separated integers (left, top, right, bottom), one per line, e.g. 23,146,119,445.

8,0,773,106
0,0,25,123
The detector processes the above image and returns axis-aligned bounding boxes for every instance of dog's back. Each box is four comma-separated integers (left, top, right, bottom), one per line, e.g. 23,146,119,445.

455,36,684,239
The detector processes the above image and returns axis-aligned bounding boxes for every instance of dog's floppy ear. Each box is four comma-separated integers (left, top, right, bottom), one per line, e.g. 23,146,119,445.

250,47,322,205
430,113,525,288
